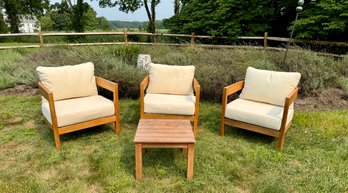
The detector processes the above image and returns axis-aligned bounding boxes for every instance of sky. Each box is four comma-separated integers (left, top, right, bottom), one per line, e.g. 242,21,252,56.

50,0,174,21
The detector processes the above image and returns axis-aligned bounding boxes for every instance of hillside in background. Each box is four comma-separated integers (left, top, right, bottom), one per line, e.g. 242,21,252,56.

109,20,164,30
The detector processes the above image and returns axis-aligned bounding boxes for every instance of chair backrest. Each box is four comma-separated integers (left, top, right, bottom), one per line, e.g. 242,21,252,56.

240,67,301,106
146,63,195,95
36,62,98,101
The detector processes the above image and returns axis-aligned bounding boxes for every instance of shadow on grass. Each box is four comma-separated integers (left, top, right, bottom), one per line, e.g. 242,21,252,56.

34,115,114,149
119,139,186,179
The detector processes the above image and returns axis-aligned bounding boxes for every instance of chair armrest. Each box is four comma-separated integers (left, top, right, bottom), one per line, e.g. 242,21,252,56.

193,78,200,96
96,76,118,93
280,87,299,132
38,81,53,101
140,76,149,93
193,78,200,115
222,80,244,106
224,80,244,97
38,81,58,127
95,76,120,119
140,76,149,118
221,81,244,122
285,87,299,106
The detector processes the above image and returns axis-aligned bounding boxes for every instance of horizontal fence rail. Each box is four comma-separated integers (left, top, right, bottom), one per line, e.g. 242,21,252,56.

0,31,346,58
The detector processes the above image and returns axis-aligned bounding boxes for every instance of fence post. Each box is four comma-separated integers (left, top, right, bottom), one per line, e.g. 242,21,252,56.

191,32,195,44
123,28,128,45
39,30,44,48
264,32,268,48
152,33,157,43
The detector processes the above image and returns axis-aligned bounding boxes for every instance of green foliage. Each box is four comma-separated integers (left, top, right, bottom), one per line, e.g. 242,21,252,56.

98,0,142,13
295,0,348,40
0,11,9,34
0,72,16,89
164,0,274,37
339,78,348,95
0,0,49,33
49,11,72,31
46,1,104,32
96,16,110,31
281,48,338,95
98,0,160,34
82,7,98,31
38,15,53,31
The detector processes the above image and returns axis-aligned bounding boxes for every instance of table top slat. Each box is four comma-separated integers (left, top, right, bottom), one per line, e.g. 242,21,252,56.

134,119,195,144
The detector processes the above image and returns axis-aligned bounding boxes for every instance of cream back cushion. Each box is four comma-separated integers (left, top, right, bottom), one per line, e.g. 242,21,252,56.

36,62,98,101
240,67,301,106
146,63,195,95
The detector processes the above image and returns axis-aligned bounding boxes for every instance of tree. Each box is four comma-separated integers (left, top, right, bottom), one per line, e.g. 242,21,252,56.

294,0,348,41
71,0,86,32
1,0,21,33
49,1,98,32
143,0,160,35
82,7,98,31
97,0,160,38
96,16,110,31
266,0,298,37
0,0,49,33
50,2,73,31
0,10,9,33
164,0,274,37
39,15,53,31
174,0,186,15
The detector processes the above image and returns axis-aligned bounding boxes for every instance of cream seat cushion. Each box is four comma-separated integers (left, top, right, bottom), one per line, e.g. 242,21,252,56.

240,67,301,106
225,98,294,131
42,95,115,127
146,63,195,95
144,94,195,115
36,62,98,101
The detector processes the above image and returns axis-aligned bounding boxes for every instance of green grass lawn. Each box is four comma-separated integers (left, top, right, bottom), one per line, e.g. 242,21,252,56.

0,95,347,193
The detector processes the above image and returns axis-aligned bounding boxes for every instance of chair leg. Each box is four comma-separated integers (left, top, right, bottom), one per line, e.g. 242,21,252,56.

193,117,198,136
277,133,286,152
115,117,121,135
219,120,225,136
53,128,61,150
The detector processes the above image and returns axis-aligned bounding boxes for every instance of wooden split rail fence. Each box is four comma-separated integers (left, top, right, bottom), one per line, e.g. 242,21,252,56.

0,30,347,58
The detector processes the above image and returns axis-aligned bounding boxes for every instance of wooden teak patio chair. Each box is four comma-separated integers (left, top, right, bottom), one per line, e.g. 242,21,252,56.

220,67,301,152
37,62,120,150
139,63,200,135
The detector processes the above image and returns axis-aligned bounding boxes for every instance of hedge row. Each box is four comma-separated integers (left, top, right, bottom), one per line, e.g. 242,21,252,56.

0,45,347,101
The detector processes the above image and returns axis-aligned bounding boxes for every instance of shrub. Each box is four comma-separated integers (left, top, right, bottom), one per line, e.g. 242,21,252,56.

0,72,16,89
282,48,338,95
94,57,146,98
339,78,348,95
13,67,38,87
0,50,22,73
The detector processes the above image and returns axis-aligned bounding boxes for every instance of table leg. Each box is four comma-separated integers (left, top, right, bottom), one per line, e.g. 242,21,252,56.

135,143,142,181
182,148,188,155
187,144,194,180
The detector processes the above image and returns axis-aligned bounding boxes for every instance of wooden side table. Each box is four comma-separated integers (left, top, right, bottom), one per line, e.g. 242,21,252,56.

134,119,196,181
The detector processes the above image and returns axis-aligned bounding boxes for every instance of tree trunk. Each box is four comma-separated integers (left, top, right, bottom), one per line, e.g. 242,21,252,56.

150,0,156,34
144,0,156,42
65,0,73,12
174,0,180,15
